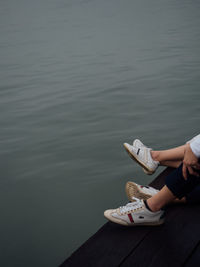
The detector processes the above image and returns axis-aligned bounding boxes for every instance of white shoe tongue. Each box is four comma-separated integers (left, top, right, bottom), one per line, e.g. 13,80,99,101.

131,197,141,203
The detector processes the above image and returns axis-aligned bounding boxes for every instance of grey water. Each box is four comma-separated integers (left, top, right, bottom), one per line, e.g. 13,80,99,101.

0,0,200,266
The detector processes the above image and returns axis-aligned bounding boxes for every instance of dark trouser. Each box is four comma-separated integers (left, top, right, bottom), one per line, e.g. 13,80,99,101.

165,164,200,203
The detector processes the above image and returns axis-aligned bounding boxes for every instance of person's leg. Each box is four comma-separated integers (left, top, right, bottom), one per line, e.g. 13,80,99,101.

146,163,200,212
146,185,186,212
158,160,182,168
151,145,186,167
151,145,186,162
147,185,176,212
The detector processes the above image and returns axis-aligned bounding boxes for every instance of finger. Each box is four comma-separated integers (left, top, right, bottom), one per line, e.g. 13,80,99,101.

182,164,187,180
188,166,200,177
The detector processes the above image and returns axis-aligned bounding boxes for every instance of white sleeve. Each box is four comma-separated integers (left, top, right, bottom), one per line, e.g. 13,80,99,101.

190,136,200,158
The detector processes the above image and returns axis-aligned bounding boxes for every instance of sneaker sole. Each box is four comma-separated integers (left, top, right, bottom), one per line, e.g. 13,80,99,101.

123,143,155,174
104,213,165,226
143,168,153,175
125,181,152,201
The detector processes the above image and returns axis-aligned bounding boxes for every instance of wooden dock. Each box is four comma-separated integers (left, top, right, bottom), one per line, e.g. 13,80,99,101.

60,168,200,267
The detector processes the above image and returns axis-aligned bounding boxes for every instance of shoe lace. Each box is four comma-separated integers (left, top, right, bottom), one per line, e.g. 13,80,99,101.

119,198,142,214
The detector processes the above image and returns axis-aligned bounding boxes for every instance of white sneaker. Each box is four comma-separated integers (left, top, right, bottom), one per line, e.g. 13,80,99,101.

133,139,148,148
125,181,159,202
132,139,153,175
124,142,159,174
104,197,164,226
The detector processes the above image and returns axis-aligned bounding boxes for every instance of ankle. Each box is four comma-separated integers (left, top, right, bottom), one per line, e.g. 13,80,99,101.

151,151,160,162
146,199,161,212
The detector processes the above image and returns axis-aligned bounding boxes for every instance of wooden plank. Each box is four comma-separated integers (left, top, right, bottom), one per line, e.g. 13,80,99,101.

183,241,200,266
61,166,200,267
119,167,200,266
120,204,200,267
60,168,174,267
60,221,150,267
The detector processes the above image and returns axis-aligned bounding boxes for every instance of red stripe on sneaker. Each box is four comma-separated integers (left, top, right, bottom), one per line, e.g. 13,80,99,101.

128,213,134,223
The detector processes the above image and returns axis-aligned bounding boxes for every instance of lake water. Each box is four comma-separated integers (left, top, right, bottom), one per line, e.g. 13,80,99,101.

0,0,200,266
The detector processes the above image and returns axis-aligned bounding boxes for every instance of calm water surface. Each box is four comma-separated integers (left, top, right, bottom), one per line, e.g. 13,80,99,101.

0,0,200,266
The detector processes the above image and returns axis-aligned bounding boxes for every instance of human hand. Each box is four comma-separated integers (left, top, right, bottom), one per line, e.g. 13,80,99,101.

182,143,200,180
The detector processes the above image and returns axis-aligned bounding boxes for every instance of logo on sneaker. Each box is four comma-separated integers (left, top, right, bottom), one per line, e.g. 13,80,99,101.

128,213,134,223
